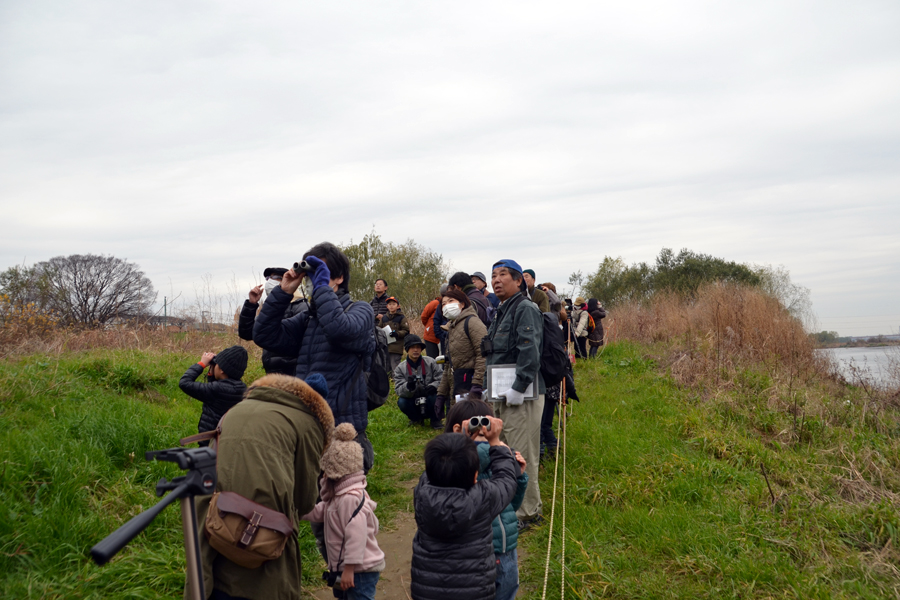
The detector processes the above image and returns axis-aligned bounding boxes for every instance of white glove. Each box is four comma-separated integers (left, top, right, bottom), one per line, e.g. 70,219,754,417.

500,388,525,405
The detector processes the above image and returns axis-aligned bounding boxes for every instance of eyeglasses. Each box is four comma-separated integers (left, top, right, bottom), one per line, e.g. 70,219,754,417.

467,416,491,433
266,275,283,281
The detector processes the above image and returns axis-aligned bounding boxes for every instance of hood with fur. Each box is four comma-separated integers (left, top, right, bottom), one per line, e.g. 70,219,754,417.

245,373,335,447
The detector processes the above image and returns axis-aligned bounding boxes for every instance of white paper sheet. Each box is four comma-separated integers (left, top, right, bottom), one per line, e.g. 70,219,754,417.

380,325,396,344
487,365,534,400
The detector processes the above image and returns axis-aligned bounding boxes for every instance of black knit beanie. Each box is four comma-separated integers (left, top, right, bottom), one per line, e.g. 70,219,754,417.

215,345,248,380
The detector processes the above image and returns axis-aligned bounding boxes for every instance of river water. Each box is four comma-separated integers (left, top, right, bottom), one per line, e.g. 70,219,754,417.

819,346,897,388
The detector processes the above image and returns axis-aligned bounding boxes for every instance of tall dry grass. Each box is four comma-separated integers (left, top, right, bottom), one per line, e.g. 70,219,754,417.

609,282,826,388
0,326,258,361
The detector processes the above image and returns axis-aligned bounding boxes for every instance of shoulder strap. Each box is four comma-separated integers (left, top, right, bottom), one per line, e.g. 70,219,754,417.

463,314,474,341
334,491,367,569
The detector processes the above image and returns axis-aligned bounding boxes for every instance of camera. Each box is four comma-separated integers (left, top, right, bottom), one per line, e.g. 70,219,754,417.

322,570,339,587
292,260,313,273
467,416,491,434
480,338,493,357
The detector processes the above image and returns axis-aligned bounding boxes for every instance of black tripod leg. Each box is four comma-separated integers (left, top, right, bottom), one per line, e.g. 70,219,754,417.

181,496,205,600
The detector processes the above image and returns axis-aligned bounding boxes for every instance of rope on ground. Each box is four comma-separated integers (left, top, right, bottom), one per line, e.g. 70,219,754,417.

541,378,568,599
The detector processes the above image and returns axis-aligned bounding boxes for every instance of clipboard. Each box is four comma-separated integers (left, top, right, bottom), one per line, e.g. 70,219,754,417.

485,363,538,401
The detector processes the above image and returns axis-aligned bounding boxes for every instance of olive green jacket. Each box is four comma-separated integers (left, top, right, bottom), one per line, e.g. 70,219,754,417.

382,310,409,355
191,374,334,600
485,292,545,396
527,286,550,313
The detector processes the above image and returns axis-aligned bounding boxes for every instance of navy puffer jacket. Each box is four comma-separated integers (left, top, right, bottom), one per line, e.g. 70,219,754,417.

252,285,375,432
411,445,518,600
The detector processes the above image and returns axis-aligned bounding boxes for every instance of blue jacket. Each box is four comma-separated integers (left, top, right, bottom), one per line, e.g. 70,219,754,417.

476,442,527,554
252,285,375,432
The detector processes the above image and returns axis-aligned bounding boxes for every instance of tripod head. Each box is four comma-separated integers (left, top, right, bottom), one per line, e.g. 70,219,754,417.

147,447,217,497
91,447,217,566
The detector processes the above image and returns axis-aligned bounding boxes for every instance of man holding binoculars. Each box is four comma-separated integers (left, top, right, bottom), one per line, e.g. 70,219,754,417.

252,242,377,470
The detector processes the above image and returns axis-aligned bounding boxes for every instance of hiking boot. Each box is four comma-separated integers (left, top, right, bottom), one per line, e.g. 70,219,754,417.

431,419,444,430
517,515,544,532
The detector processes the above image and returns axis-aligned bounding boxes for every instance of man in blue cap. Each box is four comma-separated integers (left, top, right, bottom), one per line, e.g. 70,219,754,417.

483,259,544,529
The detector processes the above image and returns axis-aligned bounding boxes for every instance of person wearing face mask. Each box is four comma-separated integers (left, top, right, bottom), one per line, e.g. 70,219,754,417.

434,288,488,422
252,243,377,472
238,267,309,375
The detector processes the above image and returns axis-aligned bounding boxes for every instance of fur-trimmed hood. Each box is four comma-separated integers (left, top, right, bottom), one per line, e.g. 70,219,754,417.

245,373,335,446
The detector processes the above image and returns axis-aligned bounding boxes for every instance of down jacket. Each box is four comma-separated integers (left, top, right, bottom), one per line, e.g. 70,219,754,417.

252,285,375,432
436,306,487,398
238,296,309,375
178,363,246,434
411,445,519,600
477,442,528,555
192,374,334,600
420,299,441,345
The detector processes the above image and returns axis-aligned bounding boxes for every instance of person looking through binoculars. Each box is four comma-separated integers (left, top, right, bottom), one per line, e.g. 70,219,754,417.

252,242,377,470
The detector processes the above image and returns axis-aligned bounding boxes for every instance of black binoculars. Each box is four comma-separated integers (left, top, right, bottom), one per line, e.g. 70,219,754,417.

480,337,494,357
292,260,313,273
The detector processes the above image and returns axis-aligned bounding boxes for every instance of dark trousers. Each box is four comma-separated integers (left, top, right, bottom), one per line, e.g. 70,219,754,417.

398,394,438,422
589,343,601,358
424,340,440,359
541,393,558,452
575,337,588,359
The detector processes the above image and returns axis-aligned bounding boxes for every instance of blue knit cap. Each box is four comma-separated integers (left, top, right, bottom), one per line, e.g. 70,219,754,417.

305,373,329,399
492,259,523,273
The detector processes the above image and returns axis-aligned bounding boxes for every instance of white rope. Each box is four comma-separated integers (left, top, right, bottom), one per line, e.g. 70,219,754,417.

541,378,567,599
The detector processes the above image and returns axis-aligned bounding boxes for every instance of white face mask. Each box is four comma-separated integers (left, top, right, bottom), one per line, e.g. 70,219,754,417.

264,279,280,295
443,303,461,320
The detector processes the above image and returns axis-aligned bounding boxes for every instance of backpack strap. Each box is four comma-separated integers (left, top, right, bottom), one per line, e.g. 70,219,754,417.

334,491,367,569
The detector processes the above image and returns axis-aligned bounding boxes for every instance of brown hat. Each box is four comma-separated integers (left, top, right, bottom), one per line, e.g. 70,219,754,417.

320,423,363,479
575,296,586,306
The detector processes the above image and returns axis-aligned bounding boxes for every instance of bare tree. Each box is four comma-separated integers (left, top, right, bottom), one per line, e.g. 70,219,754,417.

34,254,157,327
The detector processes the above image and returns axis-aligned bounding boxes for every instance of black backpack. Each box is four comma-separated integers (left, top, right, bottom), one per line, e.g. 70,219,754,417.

364,325,391,411
539,312,569,385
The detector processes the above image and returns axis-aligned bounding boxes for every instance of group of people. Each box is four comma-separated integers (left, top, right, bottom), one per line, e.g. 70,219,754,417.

175,241,607,600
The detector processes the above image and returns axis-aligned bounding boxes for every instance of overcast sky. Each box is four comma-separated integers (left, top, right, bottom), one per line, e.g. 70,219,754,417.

1,1,898,335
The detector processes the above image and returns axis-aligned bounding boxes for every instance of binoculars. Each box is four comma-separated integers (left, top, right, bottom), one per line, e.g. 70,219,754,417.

292,260,313,273
467,416,491,434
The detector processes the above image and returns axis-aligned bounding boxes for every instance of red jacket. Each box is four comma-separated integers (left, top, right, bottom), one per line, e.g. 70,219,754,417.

420,299,441,344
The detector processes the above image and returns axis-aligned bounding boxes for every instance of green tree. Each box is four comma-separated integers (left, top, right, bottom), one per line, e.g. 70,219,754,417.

341,232,446,317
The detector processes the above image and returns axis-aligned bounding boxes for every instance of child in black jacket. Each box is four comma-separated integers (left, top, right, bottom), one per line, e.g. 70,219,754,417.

178,345,248,445
411,417,518,600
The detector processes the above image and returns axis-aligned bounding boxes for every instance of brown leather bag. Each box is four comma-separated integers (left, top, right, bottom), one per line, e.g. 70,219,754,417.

205,491,296,568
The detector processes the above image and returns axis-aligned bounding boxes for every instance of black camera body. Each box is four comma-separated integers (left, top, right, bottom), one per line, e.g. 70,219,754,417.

322,570,339,587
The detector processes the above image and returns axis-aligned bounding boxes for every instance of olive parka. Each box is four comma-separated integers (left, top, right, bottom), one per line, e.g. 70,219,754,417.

381,310,409,355
191,374,335,600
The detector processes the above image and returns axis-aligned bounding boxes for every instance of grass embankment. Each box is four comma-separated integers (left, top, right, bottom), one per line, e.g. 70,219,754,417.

520,341,900,599
3,304,900,598
0,335,433,599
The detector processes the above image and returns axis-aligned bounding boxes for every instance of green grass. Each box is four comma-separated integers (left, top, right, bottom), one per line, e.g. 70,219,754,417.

0,341,433,599
519,342,900,599
3,340,899,598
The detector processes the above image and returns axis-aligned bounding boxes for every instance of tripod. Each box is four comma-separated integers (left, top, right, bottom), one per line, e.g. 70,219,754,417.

91,447,217,600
